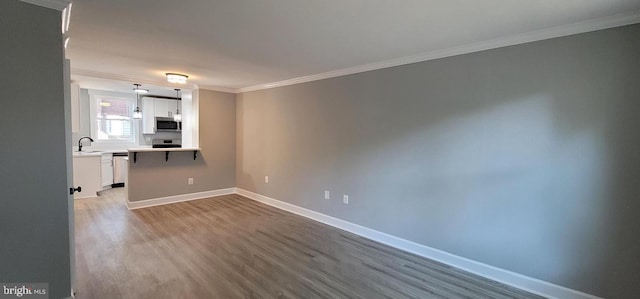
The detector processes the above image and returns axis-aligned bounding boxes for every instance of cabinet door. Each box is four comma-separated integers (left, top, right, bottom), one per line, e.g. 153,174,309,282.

154,99,171,117
72,156,101,199
142,98,155,134
70,83,80,133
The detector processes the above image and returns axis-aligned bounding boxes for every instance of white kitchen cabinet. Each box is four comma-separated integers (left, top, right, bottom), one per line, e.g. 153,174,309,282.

154,98,172,118
142,98,181,134
72,155,101,199
154,99,181,118
142,98,155,134
70,82,80,133
101,153,113,187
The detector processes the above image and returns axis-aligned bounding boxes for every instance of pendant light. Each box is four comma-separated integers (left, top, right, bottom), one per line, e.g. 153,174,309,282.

133,84,149,94
132,83,145,119
173,89,182,122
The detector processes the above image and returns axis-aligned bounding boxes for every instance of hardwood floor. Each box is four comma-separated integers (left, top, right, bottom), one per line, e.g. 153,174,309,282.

74,188,544,299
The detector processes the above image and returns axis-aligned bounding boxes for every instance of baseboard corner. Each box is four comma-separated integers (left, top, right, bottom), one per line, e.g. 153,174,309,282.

126,187,236,210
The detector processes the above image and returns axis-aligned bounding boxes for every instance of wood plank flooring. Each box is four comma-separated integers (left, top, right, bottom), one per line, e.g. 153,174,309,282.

74,188,545,299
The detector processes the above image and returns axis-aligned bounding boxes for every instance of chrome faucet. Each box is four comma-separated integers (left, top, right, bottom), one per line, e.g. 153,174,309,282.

78,136,94,152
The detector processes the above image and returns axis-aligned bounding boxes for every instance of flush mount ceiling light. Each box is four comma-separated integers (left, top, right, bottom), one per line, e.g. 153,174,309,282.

132,83,143,119
166,73,189,84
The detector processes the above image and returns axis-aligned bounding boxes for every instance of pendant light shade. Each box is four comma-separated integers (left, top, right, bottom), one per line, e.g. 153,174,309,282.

173,89,182,122
133,106,142,119
133,84,143,119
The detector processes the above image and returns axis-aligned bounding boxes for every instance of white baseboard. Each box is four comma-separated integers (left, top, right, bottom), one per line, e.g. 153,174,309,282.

124,187,601,298
235,188,601,299
126,188,237,210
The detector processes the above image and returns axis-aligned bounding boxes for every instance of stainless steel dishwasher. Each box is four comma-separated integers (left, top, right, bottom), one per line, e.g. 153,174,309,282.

113,153,128,187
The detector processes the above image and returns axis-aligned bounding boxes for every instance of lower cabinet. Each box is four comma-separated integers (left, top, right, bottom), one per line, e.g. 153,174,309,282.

73,153,115,199
72,156,102,199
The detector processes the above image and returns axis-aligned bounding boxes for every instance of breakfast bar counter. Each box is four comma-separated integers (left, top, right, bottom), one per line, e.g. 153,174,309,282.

127,147,201,163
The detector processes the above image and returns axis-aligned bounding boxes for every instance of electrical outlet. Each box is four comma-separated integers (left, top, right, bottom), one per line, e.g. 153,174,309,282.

343,195,349,204
188,178,194,185
324,190,330,199
265,176,269,183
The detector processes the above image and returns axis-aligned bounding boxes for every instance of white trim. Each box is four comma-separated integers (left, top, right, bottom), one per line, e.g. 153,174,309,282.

235,188,602,299
19,0,69,11
88,90,138,146
71,69,237,94
196,84,238,94
238,10,640,93
126,188,236,210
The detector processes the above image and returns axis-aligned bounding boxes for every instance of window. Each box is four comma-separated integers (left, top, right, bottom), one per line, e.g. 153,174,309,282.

95,97,133,140
89,91,137,145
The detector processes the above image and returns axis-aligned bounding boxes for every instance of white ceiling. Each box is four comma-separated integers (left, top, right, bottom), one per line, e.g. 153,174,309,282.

67,0,640,92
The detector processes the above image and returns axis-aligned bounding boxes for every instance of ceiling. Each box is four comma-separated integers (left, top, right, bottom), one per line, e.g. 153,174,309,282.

72,74,188,97
67,0,640,92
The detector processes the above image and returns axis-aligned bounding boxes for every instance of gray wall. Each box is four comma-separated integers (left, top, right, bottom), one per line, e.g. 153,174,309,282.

236,24,640,298
0,1,72,298
128,89,236,201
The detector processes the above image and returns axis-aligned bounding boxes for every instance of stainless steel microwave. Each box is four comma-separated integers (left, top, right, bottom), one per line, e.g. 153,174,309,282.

155,117,181,132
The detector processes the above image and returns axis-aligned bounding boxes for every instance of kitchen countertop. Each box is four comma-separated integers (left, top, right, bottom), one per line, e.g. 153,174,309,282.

73,149,129,157
73,151,103,157
127,147,201,152
73,148,200,160
126,147,201,163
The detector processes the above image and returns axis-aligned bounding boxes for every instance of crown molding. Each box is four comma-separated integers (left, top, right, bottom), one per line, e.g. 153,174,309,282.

195,84,238,94
70,68,238,94
238,10,640,93
19,0,70,11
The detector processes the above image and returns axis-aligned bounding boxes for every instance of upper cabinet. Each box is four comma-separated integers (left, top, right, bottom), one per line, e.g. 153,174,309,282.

70,83,80,133
141,98,155,134
141,98,182,134
155,99,181,118
154,98,172,118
